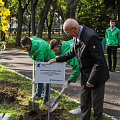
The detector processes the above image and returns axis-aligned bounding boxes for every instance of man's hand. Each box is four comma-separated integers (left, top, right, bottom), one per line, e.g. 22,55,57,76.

48,59,56,64
62,81,70,88
86,82,94,87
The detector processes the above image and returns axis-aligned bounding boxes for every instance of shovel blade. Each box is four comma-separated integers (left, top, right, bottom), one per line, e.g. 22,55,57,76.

49,98,60,112
28,100,39,111
49,98,56,106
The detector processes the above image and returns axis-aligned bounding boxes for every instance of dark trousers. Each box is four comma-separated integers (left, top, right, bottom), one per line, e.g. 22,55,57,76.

107,46,117,69
79,84,105,120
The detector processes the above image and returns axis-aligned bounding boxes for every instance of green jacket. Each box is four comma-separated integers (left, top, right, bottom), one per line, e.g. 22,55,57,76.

105,27,120,46
100,37,106,53
56,39,80,83
27,36,55,62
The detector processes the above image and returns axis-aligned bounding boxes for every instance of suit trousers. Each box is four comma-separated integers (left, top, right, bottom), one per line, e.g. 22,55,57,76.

79,84,105,120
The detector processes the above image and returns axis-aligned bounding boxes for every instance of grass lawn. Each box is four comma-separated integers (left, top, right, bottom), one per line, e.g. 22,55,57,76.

0,65,115,120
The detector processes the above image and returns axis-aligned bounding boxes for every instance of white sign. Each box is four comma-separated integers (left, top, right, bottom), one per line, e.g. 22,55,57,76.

35,62,65,84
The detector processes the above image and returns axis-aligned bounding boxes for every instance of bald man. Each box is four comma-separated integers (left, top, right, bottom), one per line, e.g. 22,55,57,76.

49,18,110,120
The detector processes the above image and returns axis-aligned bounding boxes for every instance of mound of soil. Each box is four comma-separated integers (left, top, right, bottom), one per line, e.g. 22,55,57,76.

0,80,18,104
23,108,66,120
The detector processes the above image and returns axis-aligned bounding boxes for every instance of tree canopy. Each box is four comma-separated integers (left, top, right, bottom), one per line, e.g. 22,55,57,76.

1,0,120,45
0,0,10,36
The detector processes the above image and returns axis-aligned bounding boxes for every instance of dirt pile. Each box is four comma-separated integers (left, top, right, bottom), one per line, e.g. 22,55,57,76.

0,80,18,103
23,108,66,120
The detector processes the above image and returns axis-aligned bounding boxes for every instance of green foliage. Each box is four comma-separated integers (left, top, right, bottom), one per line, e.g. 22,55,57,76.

76,0,115,37
0,0,10,35
9,0,18,16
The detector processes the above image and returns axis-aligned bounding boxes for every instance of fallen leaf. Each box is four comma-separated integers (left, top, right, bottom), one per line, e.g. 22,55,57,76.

73,88,77,90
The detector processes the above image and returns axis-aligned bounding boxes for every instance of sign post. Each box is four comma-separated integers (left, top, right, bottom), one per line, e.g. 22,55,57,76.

35,62,65,120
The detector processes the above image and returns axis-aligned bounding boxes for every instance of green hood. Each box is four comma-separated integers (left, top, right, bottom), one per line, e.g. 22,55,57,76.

27,36,55,62
56,39,80,83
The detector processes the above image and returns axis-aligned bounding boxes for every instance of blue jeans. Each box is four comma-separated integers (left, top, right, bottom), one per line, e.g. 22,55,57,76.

36,83,49,101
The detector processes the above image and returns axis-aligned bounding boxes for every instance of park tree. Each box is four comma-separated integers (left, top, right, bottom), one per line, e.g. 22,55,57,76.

1,0,9,41
31,0,38,36
17,0,38,37
46,0,58,39
47,0,79,40
63,0,79,40
0,0,10,40
46,8,54,39
76,0,116,37
37,0,52,38
104,0,116,19
0,0,10,50
117,0,120,21
5,0,18,35
43,0,79,40
65,0,79,19
15,0,30,46
45,0,66,38
104,0,120,27
22,8,31,37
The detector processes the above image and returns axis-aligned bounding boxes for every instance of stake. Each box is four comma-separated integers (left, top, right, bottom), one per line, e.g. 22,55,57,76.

48,83,50,120
32,60,35,109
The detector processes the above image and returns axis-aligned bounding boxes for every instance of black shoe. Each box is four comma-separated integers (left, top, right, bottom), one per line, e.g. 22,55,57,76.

111,69,115,72
108,67,111,71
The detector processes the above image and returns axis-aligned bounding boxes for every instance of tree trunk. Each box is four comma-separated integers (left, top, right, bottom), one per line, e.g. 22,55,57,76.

46,15,53,39
1,31,5,41
28,20,31,37
31,0,38,36
114,0,118,20
117,0,120,21
48,26,51,39
58,16,60,35
63,0,79,40
9,17,12,34
16,15,23,46
16,1,23,46
37,0,52,38
52,22,54,34
66,0,79,19
15,0,30,46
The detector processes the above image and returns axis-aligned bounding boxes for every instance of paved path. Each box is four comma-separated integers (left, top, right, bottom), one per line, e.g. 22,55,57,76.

0,49,120,119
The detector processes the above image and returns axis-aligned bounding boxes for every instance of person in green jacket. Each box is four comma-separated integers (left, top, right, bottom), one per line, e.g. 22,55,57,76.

100,37,106,53
49,39,81,114
105,20,120,72
21,36,55,104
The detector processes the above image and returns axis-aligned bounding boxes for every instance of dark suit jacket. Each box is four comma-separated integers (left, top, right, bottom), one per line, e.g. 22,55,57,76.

56,25,110,88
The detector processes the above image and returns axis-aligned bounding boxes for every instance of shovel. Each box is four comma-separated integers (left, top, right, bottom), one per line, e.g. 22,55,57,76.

28,60,39,111
49,86,66,112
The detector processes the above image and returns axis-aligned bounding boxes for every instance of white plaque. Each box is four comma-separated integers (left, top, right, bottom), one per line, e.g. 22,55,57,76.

35,62,65,84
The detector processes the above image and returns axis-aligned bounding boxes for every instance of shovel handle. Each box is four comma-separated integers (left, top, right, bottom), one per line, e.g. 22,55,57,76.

59,86,66,96
57,86,66,99
51,86,66,108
